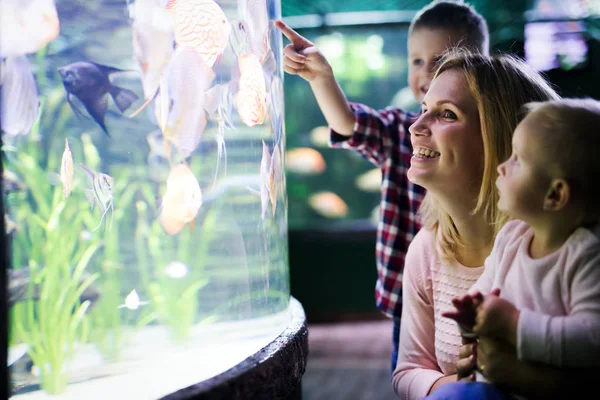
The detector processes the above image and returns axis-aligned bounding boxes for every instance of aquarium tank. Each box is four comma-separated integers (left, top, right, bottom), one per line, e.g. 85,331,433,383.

1,0,290,397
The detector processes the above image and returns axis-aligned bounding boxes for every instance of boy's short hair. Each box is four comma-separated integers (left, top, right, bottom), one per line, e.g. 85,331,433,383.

525,98,600,220
409,0,489,55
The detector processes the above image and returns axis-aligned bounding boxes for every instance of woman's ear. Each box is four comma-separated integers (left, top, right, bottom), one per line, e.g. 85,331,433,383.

543,179,570,211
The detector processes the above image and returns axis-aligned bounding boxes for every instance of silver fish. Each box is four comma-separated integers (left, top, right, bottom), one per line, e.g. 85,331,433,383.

0,56,40,137
79,163,114,232
260,140,271,220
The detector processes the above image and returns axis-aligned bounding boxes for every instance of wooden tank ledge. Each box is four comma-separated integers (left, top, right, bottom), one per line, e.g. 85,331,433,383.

161,297,308,400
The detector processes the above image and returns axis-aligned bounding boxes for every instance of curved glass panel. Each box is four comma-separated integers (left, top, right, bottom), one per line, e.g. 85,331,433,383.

2,0,289,397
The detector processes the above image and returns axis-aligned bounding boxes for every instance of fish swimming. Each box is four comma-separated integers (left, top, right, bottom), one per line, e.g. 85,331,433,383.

308,192,349,219
236,53,267,127
0,56,40,138
285,147,326,175
79,162,114,232
260,141,271,220
237,0,276,75
158,163,202,235
268,143,282,217
117,289,150,310
58,61,139,135
267,75,284,144
131,0,175,100
259,140,282,220
153,45,215,161
0,0,60,58
165,0,231,68
355,168,382,192
60,138,74,199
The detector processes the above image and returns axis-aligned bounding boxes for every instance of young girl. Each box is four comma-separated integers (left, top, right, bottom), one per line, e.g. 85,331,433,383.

439,98,600,398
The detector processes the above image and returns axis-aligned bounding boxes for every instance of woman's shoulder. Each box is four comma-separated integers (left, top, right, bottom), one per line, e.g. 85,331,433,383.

409,228,437,254
406,228,439,270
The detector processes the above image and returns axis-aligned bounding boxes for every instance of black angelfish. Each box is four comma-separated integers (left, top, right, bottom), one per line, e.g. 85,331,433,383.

58,61,139,136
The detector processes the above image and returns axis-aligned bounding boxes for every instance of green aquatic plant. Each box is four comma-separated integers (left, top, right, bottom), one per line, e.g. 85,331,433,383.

9,167,101,394
5,93,129,390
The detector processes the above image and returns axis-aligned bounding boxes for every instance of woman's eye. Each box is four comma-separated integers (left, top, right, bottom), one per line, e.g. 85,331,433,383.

441,110,457,119
412,59,424,67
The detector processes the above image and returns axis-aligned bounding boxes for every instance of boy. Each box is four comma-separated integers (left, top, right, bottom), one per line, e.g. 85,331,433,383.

275,1,489,371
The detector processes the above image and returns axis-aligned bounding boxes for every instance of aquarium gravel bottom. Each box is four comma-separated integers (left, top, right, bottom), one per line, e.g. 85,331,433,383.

14,307,291,399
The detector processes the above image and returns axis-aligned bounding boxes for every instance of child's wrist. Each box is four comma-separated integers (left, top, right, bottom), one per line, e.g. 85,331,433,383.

309,66,335,85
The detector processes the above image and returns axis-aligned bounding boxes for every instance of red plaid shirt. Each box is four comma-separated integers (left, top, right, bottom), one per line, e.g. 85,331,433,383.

330,103,426,318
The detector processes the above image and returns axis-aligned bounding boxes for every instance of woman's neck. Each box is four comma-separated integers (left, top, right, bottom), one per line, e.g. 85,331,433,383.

437,192,495,267
453,216,494,267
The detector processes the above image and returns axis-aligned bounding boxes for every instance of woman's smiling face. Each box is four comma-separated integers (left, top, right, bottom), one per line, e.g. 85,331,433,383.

408,69,484,196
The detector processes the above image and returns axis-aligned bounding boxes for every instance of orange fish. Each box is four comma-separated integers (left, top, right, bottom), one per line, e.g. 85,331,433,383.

165,0,231,68
285,148,326,175
355,168,382,192
159,163,202,235
308,192,349,219
236,53,267,127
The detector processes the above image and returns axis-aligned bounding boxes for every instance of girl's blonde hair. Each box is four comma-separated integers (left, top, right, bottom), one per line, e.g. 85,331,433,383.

419,49,561,260
524,98,600,223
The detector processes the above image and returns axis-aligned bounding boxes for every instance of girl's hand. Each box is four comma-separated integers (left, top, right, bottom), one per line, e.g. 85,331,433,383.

473,292,519,345
442,290,487,335
275,19,333,82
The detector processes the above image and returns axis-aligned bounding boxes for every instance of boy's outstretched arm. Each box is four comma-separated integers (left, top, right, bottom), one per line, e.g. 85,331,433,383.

275,20,355,136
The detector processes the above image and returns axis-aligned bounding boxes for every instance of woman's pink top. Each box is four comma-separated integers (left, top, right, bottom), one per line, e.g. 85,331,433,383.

392,228,484,400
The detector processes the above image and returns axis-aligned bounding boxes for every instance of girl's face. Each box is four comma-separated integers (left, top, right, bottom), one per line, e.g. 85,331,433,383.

408,69,484,196
496,116,550,222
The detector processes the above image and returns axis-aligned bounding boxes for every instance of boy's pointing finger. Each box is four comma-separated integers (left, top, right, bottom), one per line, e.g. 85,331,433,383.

275,19,308,47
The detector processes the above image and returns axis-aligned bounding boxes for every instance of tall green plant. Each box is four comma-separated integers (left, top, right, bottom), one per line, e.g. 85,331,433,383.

10,176,100,394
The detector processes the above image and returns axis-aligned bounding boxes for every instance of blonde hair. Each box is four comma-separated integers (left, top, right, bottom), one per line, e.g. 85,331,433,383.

524,98,600,222
419,49,561,260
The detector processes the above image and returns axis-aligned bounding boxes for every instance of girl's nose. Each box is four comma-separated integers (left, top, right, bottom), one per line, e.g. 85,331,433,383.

497,161,506,176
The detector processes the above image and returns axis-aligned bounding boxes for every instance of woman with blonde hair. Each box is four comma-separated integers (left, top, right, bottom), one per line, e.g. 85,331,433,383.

391,50,560,399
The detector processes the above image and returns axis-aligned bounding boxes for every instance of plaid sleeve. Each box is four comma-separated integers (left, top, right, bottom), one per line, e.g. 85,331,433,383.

329,102,416,168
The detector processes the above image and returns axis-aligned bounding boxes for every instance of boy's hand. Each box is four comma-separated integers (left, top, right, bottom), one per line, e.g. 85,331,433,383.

473,291,519,346
275,19,333,82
